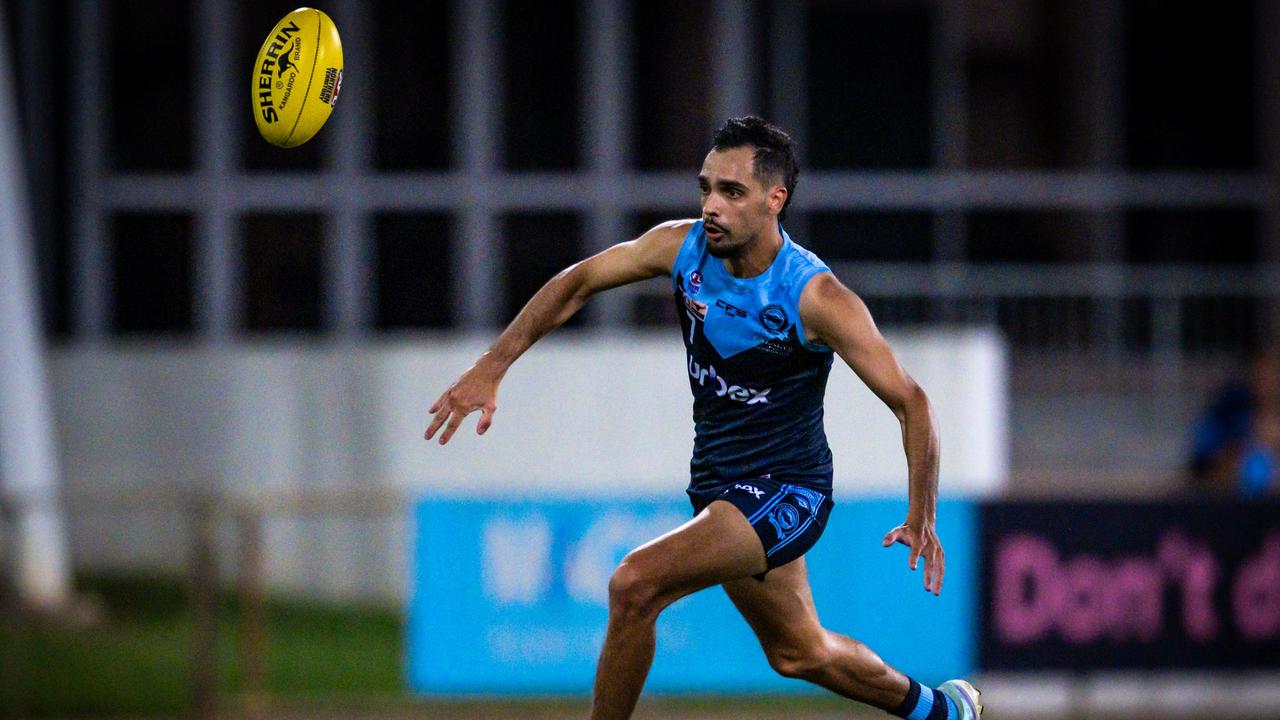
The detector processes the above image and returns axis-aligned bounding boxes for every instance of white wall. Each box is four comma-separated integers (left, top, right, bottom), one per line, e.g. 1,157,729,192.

49,329,1006,599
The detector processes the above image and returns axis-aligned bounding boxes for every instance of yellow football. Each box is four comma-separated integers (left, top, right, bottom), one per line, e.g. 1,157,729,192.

251,8,343,148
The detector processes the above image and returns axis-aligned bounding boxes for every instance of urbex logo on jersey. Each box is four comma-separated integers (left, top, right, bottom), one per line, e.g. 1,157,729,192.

256,20,302,124
688,356,771,404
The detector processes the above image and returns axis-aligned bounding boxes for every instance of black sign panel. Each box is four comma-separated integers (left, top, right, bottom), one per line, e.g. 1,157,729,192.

979,500,1280,670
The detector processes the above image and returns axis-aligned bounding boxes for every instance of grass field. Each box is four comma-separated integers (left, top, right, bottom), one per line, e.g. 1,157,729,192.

0,573,877,719
7,576,1269,719
0,573,402,717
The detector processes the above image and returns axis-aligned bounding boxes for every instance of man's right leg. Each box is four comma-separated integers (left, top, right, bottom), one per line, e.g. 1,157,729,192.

723,558,981,718
590,500,767,720
723,557,912,708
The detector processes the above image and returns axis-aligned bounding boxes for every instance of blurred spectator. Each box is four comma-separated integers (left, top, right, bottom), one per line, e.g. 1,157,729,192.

1190,349,1280,496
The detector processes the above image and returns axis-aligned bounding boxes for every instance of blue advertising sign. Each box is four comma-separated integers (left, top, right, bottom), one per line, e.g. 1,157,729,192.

407,497,976,694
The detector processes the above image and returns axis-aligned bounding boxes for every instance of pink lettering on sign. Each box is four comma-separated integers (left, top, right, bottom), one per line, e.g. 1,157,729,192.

994,534,1060,644
1158,531,1221,641
994,530,1224,646
1233,532,1280,641
1111,558,1163,642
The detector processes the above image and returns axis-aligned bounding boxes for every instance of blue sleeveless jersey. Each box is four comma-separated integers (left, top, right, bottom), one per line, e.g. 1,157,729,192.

672,221,835,494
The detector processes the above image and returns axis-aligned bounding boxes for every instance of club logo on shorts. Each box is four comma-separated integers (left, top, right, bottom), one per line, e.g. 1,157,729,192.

760,304,788,332
767,503,801,539
688,270,703,295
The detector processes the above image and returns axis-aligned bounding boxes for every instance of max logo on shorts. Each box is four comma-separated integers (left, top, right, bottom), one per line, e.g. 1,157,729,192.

734,483,766,499
687,356,771,404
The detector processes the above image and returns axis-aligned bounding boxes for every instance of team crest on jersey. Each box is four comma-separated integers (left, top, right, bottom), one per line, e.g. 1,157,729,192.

760,304,788,332
688,270,703,295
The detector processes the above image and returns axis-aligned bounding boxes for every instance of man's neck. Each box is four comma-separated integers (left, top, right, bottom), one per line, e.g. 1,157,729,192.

722,222,784,279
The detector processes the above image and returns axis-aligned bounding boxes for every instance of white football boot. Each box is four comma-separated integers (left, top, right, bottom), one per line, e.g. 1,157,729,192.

938,679,983,719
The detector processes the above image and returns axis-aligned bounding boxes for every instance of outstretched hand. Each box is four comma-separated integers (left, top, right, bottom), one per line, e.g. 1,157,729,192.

882,520,945,595
425,360,501,445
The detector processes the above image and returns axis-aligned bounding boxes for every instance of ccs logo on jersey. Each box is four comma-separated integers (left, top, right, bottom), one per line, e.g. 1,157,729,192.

715,299,748,318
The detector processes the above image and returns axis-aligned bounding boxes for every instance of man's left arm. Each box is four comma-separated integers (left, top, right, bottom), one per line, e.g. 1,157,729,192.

798,272,944,595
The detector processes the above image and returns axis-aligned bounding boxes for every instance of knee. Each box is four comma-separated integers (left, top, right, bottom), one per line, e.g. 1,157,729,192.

607,561,662,623
765,635,833,681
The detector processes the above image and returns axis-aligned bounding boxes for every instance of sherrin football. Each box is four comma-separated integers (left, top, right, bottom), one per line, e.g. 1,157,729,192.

252,8,343,148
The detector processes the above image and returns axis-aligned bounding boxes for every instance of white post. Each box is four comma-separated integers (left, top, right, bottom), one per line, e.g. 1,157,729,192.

0,3,72,611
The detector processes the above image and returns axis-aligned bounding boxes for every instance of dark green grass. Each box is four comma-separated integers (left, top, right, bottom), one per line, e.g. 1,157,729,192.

0,572,403,717
0,573,872,719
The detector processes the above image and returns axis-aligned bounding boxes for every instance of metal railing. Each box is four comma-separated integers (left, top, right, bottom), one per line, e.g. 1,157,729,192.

840,262,1279,357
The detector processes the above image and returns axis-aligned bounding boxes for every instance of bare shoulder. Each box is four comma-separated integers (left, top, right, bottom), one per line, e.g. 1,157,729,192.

799,270,855,312
799,271,873,344
642,218,698,244
630,218,698,273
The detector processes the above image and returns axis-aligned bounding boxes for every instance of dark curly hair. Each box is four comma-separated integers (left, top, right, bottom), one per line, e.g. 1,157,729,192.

710,116,799,219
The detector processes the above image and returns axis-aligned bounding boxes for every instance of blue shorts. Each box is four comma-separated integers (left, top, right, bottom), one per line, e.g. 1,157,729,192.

687,478,834,578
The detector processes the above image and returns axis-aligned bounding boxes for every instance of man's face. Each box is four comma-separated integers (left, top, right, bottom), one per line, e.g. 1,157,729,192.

697,147,783,258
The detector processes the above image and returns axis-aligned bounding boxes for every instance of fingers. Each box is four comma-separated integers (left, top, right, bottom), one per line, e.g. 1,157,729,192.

882,525,912,548
883,524,945,595
932,548,946,595
924,549,936,593
424,403,451,440
476,405,496,435
438,410,466,445
914,540,944,595
428,390,448,415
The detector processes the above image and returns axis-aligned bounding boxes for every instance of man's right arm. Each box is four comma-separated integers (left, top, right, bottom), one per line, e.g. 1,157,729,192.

425,220,691,444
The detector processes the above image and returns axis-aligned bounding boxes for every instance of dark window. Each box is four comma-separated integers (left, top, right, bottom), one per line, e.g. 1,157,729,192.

373,0,451,170
632,0,711,170
108,0,193,170
1126,296,1264,355
807,3,931,169
502,213,583,326
1124,208,1258,264
808,212,933,262
966,2,1083,168
502,0,581,170
241,213,325,332
1125,1,1255,169
374,213,453,328
110,213,195,334
239,4,324,171
968,211,1096,263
